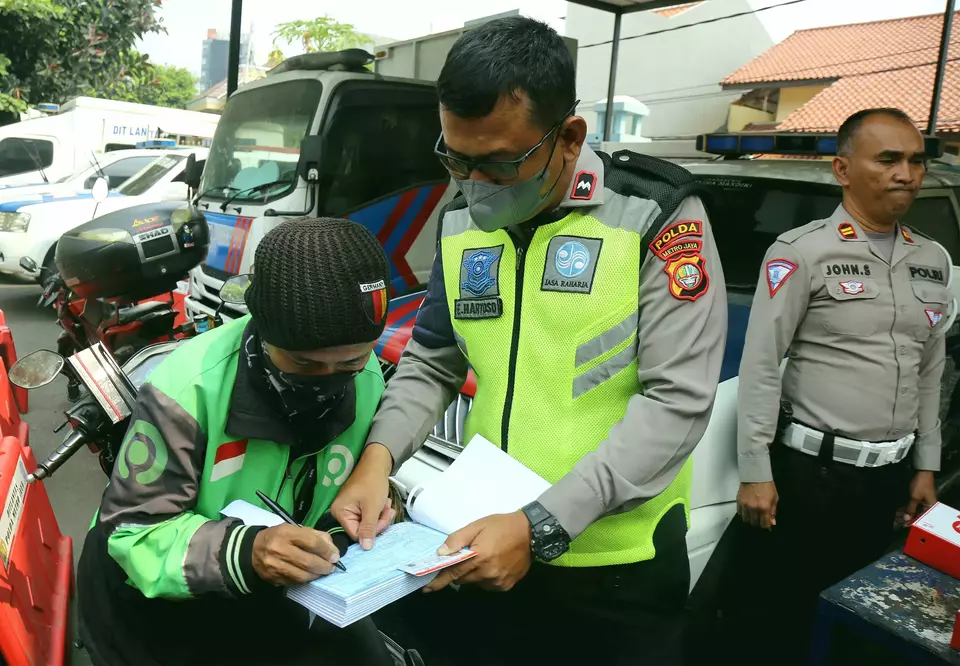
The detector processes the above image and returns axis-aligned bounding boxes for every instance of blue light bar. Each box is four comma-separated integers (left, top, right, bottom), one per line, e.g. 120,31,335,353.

704,135,739,152
740,135,776,153
136,139,178,149
816,137,838,155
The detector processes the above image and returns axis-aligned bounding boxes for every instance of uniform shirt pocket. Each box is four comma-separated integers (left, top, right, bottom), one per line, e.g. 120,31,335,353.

822,278,881,336
910,281,951,339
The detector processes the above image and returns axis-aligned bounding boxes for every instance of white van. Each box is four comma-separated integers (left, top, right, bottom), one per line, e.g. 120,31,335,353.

0,97,219,186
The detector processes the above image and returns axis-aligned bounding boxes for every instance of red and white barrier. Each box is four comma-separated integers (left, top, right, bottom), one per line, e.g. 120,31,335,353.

0,434,73,666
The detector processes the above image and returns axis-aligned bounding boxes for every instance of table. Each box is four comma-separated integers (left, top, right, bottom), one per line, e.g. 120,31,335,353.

811,552,960,664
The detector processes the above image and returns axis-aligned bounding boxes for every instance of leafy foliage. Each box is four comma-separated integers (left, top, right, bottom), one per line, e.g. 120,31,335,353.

0,0,166,120
102,62,197,109
268,16,369,67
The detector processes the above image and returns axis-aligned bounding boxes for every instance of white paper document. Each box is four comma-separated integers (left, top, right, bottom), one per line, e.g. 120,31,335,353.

405,434,551,534
220,437,548,627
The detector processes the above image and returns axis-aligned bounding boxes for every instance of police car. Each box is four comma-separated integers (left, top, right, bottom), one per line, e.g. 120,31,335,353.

0,145,207,281
380,132,960,592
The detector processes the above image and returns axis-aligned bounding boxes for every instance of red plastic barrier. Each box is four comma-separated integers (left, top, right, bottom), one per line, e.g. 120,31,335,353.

0,309,27,414
0,357,22,442
0,435,73,666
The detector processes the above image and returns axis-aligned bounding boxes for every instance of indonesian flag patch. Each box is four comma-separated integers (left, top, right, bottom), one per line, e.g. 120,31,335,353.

210,439,248,482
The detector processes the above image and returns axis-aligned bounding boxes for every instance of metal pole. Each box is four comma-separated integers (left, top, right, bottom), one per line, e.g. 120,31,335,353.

602,11,622,143
227,0,243,97
928,0,956,134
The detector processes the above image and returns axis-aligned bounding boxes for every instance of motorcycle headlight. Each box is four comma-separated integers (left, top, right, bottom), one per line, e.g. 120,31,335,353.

0,212,30,233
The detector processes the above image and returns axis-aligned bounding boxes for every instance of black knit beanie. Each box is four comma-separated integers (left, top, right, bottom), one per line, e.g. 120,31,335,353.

244,217,391,351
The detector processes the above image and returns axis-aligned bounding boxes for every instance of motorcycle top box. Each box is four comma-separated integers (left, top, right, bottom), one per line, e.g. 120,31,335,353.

56,200,209,301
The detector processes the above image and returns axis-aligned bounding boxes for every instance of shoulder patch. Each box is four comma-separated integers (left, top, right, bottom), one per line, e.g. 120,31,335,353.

665,253,710,302
777,219,827,245
766,259,798,297
649,219,704,258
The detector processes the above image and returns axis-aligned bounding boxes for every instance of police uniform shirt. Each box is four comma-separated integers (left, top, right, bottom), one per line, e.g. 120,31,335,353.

737,204,951,483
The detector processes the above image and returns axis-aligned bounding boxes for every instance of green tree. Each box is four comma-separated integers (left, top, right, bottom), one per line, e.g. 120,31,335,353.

268,16,369,67
102,62,197,109
0,0,165,121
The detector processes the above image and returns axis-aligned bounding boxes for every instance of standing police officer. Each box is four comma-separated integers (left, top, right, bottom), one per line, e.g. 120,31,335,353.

732,107,950,661
331,16,728,666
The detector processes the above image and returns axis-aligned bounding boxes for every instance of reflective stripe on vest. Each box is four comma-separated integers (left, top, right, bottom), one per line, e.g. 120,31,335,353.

440,191,692,567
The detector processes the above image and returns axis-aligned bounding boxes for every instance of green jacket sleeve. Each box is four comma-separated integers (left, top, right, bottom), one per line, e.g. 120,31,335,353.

99,382,265,599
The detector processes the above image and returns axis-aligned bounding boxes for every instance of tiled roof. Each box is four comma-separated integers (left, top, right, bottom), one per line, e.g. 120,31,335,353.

778,60,960,133
194,67,267,102
722,13,960,87
653,2,701,18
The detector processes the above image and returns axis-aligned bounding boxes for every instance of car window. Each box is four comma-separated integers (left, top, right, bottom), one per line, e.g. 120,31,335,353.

694,176,841,290
0,137,54,177
900,194,960,264
116,154,186,196
318,81,448,217
102,156,157,185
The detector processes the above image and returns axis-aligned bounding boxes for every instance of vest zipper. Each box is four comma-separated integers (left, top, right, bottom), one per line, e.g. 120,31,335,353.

501,243,526,452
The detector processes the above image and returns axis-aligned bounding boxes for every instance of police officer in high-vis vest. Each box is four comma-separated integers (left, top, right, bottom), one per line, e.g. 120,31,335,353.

727,108,951,663
332,16,728,666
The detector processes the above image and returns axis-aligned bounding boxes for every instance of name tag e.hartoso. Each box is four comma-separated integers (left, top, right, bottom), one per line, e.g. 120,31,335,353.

454,297,503,320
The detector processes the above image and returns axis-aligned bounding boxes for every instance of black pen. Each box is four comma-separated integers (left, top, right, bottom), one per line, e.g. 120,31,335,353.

255,490,347,572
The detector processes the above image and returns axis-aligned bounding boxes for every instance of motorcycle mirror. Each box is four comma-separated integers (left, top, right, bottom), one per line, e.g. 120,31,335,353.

19,256,38,273
9,349,65,390
91,177,109,203
219,274,252,305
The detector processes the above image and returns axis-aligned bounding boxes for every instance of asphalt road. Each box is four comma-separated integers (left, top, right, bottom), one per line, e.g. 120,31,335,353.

0,275,99,665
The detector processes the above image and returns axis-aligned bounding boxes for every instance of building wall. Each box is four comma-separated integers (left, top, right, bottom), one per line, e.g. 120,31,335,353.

775,85,826,123
565,1,775,139
728,104,775,131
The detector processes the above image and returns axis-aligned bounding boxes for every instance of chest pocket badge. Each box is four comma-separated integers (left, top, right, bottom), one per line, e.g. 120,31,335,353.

541,236,603,294
455,246,504,320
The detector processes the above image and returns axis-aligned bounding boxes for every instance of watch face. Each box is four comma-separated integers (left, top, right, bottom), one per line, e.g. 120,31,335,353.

534,522,570,561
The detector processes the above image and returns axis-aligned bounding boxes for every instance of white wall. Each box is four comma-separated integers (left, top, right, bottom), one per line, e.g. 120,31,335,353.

566,0,775,139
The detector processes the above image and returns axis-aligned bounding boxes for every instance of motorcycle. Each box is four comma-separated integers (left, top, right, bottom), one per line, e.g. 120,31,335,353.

7,276,425,666
20,194,211,400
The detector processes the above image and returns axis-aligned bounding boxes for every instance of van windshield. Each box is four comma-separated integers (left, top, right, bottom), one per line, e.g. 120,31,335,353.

200,79,323,203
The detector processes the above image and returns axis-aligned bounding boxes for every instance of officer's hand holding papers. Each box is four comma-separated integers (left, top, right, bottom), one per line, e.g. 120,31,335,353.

222,435,550,626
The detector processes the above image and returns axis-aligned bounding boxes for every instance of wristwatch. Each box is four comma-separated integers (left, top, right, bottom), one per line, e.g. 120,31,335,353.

521,501,570,561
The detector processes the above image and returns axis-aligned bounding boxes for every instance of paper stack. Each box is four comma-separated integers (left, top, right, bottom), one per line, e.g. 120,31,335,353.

220,435,551,628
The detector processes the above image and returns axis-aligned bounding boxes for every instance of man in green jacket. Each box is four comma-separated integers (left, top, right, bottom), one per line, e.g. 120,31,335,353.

77,218,397,666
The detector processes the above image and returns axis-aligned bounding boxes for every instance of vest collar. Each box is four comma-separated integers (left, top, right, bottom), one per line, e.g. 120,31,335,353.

225,320,357,448
557,143,605,209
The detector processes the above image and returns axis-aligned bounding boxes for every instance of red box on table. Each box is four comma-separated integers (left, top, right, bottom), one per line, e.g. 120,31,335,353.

903,502,960,580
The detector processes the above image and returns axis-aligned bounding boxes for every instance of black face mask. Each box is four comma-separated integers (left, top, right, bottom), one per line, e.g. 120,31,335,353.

254,339,358,420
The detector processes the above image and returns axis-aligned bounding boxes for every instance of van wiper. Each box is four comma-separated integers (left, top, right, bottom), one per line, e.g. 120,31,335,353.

192,184,239,207
219,179,291,212
23,141,48,183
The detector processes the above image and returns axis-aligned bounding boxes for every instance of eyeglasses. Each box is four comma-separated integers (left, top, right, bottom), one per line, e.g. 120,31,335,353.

434,100,580,181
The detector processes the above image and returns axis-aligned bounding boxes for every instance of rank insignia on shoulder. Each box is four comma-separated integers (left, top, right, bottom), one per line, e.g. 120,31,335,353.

901,226,915,243
665,253,709,302
925,309,944,327
570,171,597,201
766,258,797,297
838,222,858,239
650,220,703,259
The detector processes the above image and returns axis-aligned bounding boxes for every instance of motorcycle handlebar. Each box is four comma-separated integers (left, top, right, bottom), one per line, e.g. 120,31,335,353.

28,428,89,483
